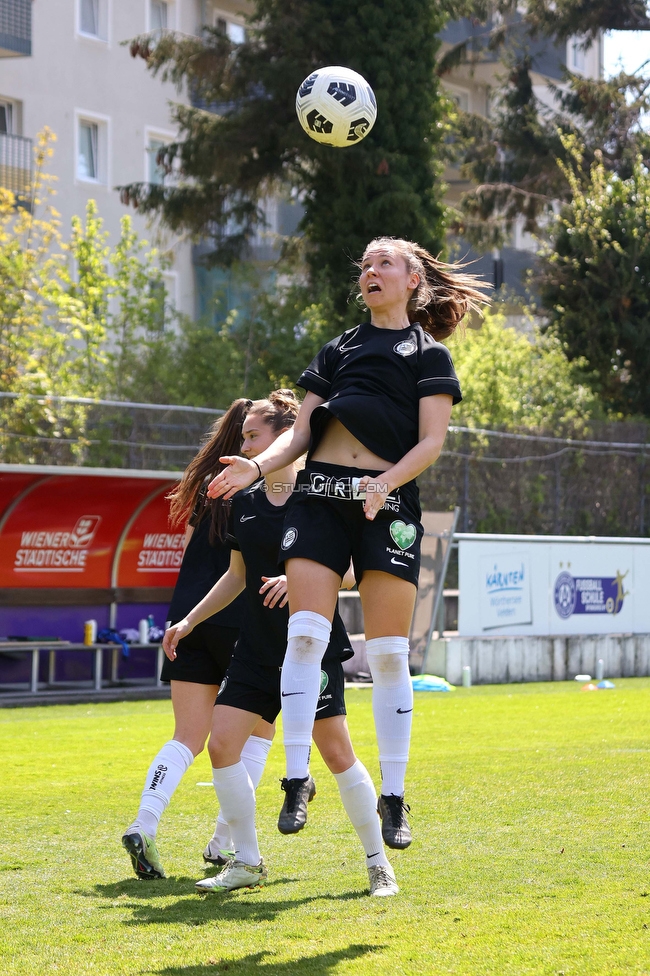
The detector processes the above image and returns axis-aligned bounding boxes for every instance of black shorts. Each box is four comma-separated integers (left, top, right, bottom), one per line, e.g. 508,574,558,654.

160,622,238,685
215,653,346,725
279,461,423,587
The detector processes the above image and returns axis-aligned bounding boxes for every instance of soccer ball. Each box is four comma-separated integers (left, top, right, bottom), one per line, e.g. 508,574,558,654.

295,65,377,148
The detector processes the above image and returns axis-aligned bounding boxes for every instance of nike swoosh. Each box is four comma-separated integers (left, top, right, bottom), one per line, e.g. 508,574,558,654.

315,704,329,712
339,344,362,353
391,557,408,566
396,707,413,714
366,852,381,859
281,691,305,697
240,515,256,522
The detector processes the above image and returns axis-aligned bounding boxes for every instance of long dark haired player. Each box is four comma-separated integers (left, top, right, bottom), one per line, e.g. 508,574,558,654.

165,390,399,896
122,398,276,879
209,238,489,850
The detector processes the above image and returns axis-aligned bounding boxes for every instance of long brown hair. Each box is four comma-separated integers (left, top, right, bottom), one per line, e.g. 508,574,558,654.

168,397,252,542
359,237,491,341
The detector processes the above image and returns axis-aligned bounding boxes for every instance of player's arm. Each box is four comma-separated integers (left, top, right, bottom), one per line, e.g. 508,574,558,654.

341,561,356,590
163,550,246,659
358,394,453,520
182,525,194,552
207,392,323,500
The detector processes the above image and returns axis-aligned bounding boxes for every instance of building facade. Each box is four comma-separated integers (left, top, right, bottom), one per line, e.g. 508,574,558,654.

0,1,251,319
0,3,602,324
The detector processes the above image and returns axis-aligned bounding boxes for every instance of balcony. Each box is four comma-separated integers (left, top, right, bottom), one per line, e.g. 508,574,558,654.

0,0,31,57
0,133,32,198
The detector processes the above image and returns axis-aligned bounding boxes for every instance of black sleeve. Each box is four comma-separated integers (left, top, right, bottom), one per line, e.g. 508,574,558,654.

297,336,340,398
417,342,462,404
188,485,207,527
224,499,240,551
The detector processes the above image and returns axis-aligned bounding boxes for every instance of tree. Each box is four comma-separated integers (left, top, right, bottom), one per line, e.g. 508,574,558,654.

446,307,600,430
535,138,650,416
437,0,650,250
120,0,449,314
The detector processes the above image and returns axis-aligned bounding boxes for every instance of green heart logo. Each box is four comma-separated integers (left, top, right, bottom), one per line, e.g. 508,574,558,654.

390,520,416,550
319,670,329,695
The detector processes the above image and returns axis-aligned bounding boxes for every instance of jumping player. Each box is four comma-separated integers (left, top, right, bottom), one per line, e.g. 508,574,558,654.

122,398,276,880
164,389,399,896
208,238,489,849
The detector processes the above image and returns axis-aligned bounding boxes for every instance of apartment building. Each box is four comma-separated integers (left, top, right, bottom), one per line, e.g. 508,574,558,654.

0,1,250,319
439,18,603,293
0,2,602,324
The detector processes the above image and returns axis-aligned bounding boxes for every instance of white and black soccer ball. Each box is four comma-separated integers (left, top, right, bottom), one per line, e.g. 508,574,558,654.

295,65,377,148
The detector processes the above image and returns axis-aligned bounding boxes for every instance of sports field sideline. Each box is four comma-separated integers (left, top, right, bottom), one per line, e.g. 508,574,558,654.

1,680,649,976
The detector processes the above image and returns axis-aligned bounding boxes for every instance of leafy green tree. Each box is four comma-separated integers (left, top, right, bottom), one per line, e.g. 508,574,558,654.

446,307,601,430
535,138,650,416
120,0,449,314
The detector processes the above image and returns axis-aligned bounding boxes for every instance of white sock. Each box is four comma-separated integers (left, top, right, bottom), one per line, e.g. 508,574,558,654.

366,637,412,797
134,740,194,838
210,735,272,849
280,611,331,779
212,762,260,866
334,760,389,869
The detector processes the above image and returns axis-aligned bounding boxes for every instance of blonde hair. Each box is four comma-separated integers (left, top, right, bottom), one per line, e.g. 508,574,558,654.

359,237,491,340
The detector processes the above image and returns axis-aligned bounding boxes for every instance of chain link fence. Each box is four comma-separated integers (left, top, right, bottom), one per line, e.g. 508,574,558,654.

1,394,648,537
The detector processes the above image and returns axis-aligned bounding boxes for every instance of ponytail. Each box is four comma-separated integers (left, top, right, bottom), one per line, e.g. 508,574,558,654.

360,237,491,341
168,397,252,542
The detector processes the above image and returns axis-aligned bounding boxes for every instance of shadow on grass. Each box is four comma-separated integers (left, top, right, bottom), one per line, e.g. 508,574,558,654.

77,879,368,926
81,876,299,901
145,945,385,975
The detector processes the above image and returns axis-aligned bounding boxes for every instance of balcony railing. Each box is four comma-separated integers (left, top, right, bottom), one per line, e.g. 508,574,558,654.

0,133,32,198
0,0,31,57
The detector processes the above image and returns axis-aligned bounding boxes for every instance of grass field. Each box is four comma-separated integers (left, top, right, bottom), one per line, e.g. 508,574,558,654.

1,680,650,976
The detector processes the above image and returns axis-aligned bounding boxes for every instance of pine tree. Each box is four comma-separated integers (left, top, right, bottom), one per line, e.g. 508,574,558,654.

120,0,448,312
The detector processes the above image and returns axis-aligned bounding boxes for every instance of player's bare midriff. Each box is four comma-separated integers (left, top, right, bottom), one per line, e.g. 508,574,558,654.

311,416,391,471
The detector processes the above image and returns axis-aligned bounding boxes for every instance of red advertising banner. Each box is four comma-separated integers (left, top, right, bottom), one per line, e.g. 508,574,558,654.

116,486,185,588
0,474,173,589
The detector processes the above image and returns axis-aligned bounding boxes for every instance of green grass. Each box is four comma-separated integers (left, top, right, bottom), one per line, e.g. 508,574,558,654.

1,681,650,975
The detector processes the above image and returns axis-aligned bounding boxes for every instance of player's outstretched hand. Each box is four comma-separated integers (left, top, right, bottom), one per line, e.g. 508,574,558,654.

358,475,390,521
260,575,288,609
207,456,260,499
163,619,194,660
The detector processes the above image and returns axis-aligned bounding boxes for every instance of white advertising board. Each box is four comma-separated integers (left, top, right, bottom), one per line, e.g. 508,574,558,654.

458,536,650,636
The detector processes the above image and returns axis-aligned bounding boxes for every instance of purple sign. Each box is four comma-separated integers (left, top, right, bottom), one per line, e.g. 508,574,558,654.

554,570,629,619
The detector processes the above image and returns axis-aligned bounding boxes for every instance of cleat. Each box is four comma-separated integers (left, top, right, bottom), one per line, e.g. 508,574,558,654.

377,794,412,850
195,858,267,892
368,863,399,897
122,828,166,880
202,839,234,866
278,775,316,834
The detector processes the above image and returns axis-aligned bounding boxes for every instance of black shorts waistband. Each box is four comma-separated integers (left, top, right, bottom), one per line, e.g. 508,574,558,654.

298,461,415,503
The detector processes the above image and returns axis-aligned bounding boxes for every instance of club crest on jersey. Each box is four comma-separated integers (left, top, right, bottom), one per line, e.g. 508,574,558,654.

393,337,417,357
281,527,298,551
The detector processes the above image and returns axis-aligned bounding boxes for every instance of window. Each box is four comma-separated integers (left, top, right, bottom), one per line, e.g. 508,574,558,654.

0,102,13,135
78,122,98,180
213,11,245,44
227,22,245,44
150,1,167,31
147,137,166,185
570,36,586,72
76,113,108,183
80,0,99,36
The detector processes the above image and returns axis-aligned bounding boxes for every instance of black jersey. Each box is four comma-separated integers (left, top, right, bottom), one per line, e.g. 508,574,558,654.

227,481,353,668
167,489,245,629
298,321,462,464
